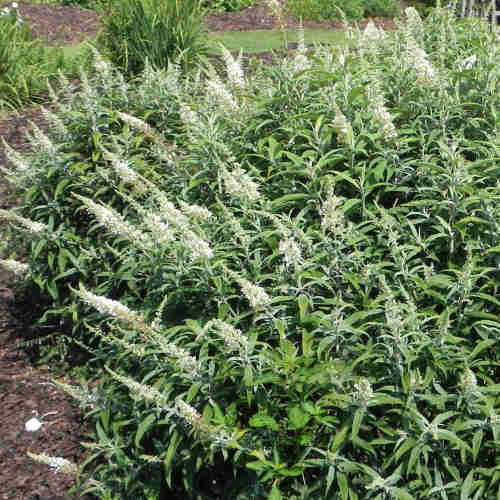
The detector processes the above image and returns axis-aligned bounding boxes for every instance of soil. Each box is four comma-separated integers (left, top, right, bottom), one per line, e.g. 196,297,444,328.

0,2,397,498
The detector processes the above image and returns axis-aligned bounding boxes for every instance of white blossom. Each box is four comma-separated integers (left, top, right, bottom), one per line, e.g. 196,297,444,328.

293,22,310,73
151,189,190,229
104,150,149,194
237,276,271,310
179,201,212,220
175,398,232,447
117,111,163,144
460,54,477,70
406,36,436,86
362,21,386,44
106,367,171,410
1,138,32,180
332,109,353,149
279,237,302,268
40,106,68,137
372,104,397,140
74,194,150,247
320,192,346,234
210,319,249,357
206,76,239,113
26,121,57,157
27,453,79,475
180,103,201,129
77,284,145,325
175,399,205,431
221,165,260,201
182,230,213,260
219,44,246,90
52,379,99,409
352,378,374,406
142,212,174,244
0,258,29,276
0,209,47,234
460,368,479,395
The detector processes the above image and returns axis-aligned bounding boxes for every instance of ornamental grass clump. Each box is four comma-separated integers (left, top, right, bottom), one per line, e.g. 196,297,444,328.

98,0,207,75
3,7,500,499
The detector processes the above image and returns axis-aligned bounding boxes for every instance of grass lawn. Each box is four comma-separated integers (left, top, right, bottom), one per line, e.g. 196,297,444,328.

206,27,348,53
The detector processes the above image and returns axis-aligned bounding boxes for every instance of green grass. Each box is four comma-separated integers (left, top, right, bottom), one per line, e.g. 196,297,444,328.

206,28,348,53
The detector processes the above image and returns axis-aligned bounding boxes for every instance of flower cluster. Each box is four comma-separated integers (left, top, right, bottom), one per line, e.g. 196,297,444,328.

219,44,245,90
332,109,354,149
405,36,436,86
78,285,145,325
206,75,239,113
460,368,479,396
182,229,213,261
53,379,100,410
367,77,397,140
74,194,151,248
0,209,47,234
104,149,149,194
27,452,79,475
320,191,346,235
221,165,260,202
352,378,375,406
179,200,212,221
0,258,29,276
362,21,386,44
210,319,250,358
106,367,170,411
279,237,302,269
238,276,271,310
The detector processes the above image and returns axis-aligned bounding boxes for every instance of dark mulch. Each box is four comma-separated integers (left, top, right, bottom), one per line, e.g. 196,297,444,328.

0,106,94,499
204,0,397,32
0,2,398,498
15,2,101,46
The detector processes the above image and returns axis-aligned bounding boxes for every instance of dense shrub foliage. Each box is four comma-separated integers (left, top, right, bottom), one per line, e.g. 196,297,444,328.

201,0,254,12
2,7,500,500
286,0,400,21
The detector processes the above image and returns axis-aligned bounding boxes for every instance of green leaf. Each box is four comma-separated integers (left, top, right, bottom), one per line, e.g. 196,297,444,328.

249,413,280,431
268,486,282,500
393,487,415,500
135,413,156,448
351,408,364,440
270,193,310,211
461,470,474,500
337,471,349,500
288,406,311,430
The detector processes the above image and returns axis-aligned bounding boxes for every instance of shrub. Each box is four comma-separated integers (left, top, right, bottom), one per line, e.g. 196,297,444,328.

363,0,401,17
286,0,364,21
57,0,107,9
3,7,500,500
201,0,254,12
97,0,207,76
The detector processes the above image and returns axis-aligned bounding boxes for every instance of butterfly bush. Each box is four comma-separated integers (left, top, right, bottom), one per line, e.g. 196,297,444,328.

2,8,500,499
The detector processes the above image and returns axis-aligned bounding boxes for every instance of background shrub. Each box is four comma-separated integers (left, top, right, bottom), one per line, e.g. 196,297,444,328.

362,0,401,17
98,0,207,75
201,0,254,12
285,0,399,21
